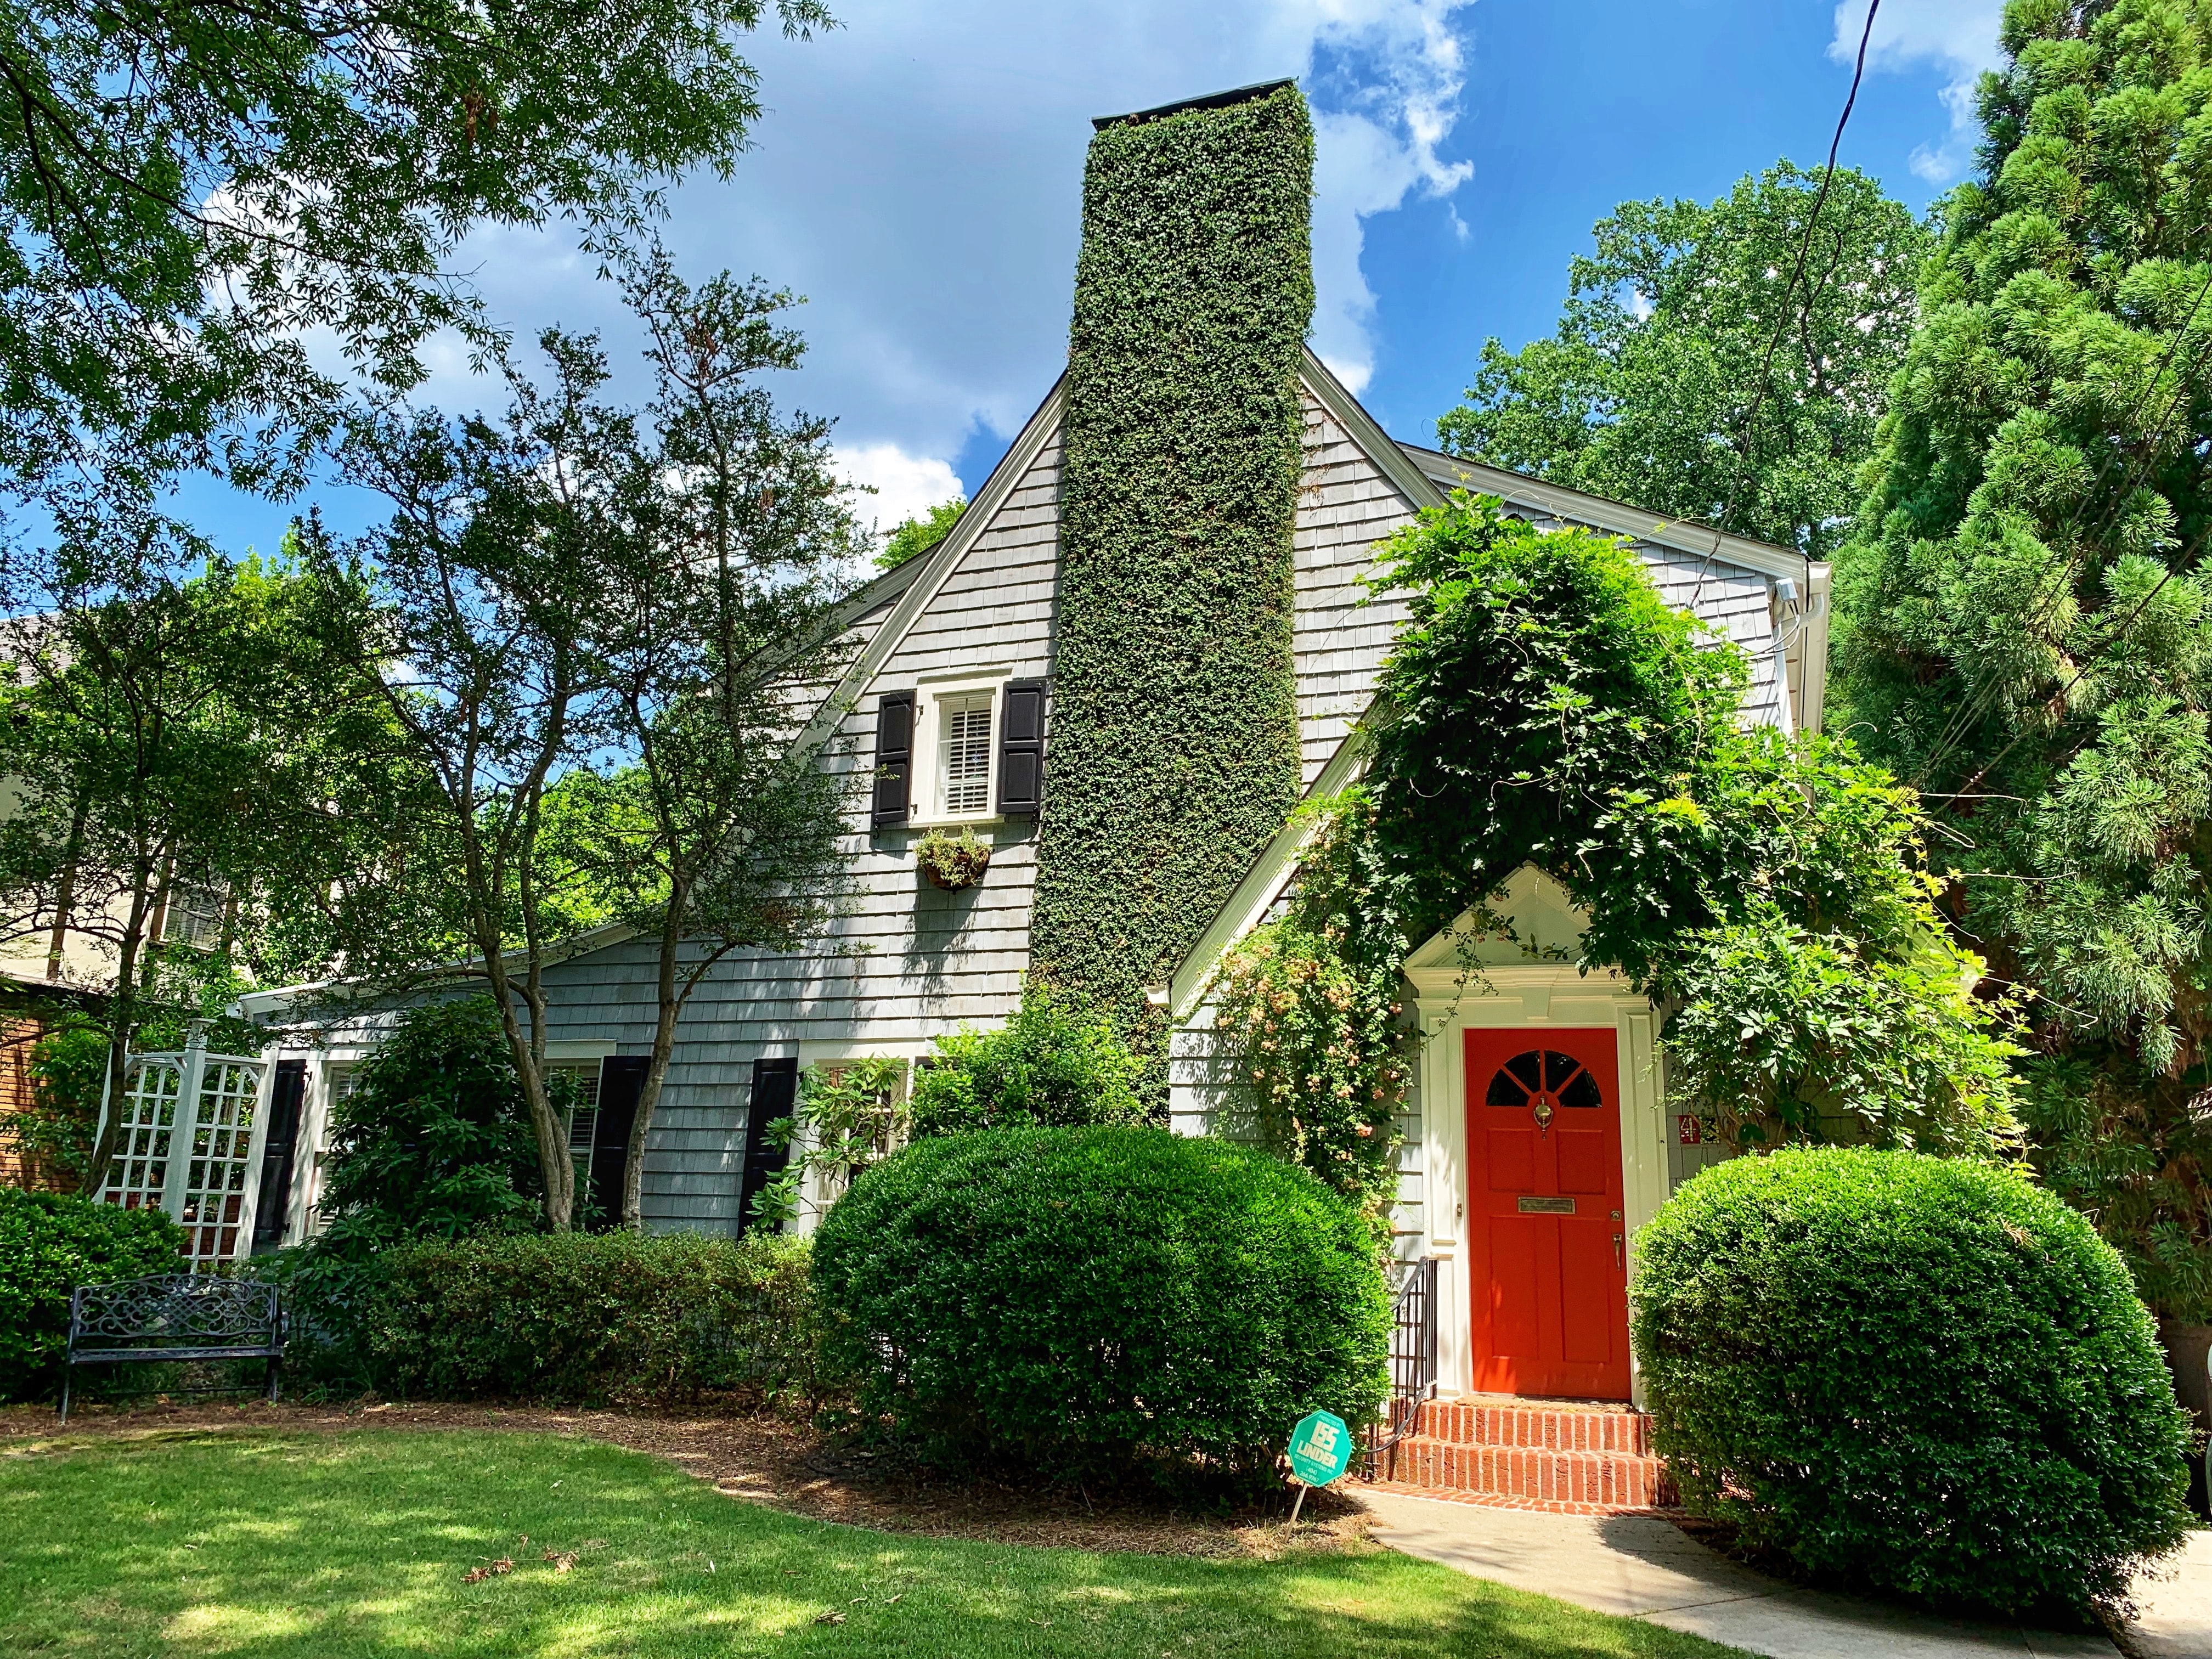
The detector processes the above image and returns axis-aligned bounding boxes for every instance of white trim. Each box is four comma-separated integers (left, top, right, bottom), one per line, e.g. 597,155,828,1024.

903,671,1013,827
793,381,1067,770
544,1038,618,1061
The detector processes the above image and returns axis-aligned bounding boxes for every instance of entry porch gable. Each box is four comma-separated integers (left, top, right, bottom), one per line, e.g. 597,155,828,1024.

1402,866,1670,1408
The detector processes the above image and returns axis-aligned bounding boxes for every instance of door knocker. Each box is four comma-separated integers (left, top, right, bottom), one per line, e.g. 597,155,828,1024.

1532,1097,1555,1136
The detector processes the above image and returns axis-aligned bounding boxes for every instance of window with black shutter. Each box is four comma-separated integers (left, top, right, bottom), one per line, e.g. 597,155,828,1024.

738,1057,799,1236
997,678,1047,817
872,691,915,827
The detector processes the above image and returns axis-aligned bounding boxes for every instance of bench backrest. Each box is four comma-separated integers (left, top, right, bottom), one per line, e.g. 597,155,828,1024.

69,1274,283,1358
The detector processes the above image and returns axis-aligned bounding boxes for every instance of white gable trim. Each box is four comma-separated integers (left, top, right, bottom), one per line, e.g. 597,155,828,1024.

1300,348,1449,513
1166,706,1382,1019
792,379,1068,766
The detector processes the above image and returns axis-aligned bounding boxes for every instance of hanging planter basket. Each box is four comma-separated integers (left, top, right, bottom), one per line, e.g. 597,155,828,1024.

917,828,991,891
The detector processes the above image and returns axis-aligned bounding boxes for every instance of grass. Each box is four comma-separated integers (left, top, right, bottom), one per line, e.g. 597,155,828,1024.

0,1428,1743,1658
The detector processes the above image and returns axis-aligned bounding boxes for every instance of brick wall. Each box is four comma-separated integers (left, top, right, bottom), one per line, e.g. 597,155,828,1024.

0,1014,71,1192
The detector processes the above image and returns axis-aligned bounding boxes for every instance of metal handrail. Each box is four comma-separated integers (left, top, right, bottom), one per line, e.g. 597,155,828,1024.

1362,1256,1438,1480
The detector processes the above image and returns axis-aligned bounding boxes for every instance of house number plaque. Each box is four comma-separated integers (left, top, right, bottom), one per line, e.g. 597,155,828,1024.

1517,1195,1576,1215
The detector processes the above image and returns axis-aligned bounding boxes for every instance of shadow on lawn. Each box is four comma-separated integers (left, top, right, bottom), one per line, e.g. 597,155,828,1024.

0,1428,1733,1658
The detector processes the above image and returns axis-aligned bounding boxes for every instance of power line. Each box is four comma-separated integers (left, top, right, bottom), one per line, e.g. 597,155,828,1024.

1688,0,1882,611
1908,278,2212,788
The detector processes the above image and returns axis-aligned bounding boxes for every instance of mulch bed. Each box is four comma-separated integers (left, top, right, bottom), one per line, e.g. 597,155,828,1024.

0,1397,1375,1560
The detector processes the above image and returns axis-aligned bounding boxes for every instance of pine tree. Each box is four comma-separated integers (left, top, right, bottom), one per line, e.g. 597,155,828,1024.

1833,0,2212,1317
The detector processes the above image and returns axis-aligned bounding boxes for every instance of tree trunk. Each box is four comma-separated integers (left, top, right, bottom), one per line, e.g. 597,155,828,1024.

622,910,686,1232
483,961,574,1231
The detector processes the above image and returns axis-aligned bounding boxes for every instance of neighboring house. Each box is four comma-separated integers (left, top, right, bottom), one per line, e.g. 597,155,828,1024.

219,89,1824,1479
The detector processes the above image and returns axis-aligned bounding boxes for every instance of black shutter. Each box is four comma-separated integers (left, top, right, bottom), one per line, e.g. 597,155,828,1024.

997,678,1047,817
737,1056,799,1237
588,1057,648,1233
872,690,915,827
250,1059,307,1254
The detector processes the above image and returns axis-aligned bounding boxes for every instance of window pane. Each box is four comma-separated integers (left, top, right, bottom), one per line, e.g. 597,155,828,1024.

938,694,994,815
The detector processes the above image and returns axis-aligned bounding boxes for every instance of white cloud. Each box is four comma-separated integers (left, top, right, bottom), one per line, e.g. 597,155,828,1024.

436,0,1480,484
836,442,964,536
1832,0,2005,183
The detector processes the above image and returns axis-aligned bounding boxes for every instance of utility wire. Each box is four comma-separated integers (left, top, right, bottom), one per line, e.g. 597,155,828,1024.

1688,0,1881,611
1908,280,2212,789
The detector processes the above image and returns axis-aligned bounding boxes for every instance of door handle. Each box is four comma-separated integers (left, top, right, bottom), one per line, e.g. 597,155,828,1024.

1613,1233,1624,1271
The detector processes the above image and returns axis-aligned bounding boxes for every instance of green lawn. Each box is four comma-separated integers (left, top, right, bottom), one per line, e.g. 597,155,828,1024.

0,1429,1740,1658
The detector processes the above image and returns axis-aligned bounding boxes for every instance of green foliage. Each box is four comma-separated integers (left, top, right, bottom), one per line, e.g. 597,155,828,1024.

1830,0,2212,1313
912,826,990,890
0,553,408,1191
1633,1148,2191,1616
312,998,545,1257
1364,496,1744,924
746,1056,910,1231
0,1188,184,1402
1438,163,1928,560
1030,84,1313,1043
1,0,829,588
873,497,966,570
811,1125,1389,1482
908,979,1150,1137
328,248,862,1232
1663,905,2023,1155
352,1230,826,1406
1214,497,2021,1160
1207,917,1410,1209
0,1015,106,1181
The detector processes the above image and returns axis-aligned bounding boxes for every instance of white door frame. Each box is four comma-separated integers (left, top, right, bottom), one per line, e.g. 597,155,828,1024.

1405,945,1667,1407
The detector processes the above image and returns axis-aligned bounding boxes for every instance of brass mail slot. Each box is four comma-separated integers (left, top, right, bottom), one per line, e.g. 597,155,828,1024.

1517,1195,1576,1215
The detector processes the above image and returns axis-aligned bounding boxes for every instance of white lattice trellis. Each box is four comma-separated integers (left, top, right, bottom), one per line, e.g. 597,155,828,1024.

99,1025,273,1270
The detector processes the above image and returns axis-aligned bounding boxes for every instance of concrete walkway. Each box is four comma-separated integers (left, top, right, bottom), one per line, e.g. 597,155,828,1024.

1360,1488,2136,1658
2133,1530,2212,1658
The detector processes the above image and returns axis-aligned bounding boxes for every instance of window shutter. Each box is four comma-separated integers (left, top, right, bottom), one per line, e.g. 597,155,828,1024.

997,678,1047,817
872,690,915,827
738,1056,799,1237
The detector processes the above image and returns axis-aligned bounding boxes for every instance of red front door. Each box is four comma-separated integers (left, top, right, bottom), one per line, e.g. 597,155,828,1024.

1465,1028,1631,1400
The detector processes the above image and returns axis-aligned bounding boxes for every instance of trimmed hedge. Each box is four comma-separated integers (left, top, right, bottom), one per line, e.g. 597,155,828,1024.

1633,1148,2191,1616
1,1188,183,1402
811,1125,1389,1478
351,1230,826,1406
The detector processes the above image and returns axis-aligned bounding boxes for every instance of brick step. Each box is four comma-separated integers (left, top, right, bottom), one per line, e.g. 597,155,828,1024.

1371,1434,1678,1511
1409,1398,1655,1455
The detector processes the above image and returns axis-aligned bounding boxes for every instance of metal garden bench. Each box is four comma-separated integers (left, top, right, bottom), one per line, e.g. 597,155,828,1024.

60,1273,284,1422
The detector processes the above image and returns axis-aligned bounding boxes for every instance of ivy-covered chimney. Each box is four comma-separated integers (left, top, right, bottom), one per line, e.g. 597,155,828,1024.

1030,81,1313,1036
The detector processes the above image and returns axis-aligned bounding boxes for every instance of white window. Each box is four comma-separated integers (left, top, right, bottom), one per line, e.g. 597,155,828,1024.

162,885,227,949
938,693,995,815
906,674,1008,825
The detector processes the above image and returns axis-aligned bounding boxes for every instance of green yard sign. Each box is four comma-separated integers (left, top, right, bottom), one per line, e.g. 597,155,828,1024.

1286,1408,1353,1510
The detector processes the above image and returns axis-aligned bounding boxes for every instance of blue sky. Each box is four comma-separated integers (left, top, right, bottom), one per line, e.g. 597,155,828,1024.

187,0,2004,554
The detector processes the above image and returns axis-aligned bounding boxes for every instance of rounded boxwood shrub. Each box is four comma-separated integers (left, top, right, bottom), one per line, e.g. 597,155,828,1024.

810,1125,1389,1479
1633,1147,2191,1616
0,1188,184,1402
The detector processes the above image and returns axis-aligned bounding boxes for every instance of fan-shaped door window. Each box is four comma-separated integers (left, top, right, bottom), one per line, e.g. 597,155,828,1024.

1483,1048,1603,1128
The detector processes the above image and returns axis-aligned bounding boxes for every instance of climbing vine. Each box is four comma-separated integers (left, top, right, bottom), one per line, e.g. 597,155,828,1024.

1212,494,2023,1170
1029,82,1312,1048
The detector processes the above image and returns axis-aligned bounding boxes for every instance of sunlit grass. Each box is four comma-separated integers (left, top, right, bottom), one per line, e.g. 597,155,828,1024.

0,1429,1741,1657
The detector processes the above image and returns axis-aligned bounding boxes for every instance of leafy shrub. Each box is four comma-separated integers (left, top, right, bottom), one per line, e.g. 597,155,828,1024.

314,997,545,1256
1633,1147,2191,1616
3,1015,107,1183
356,1229,826,1406
909,980,1149,1137
812,1125,1389,1480
0,1189,183,1402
